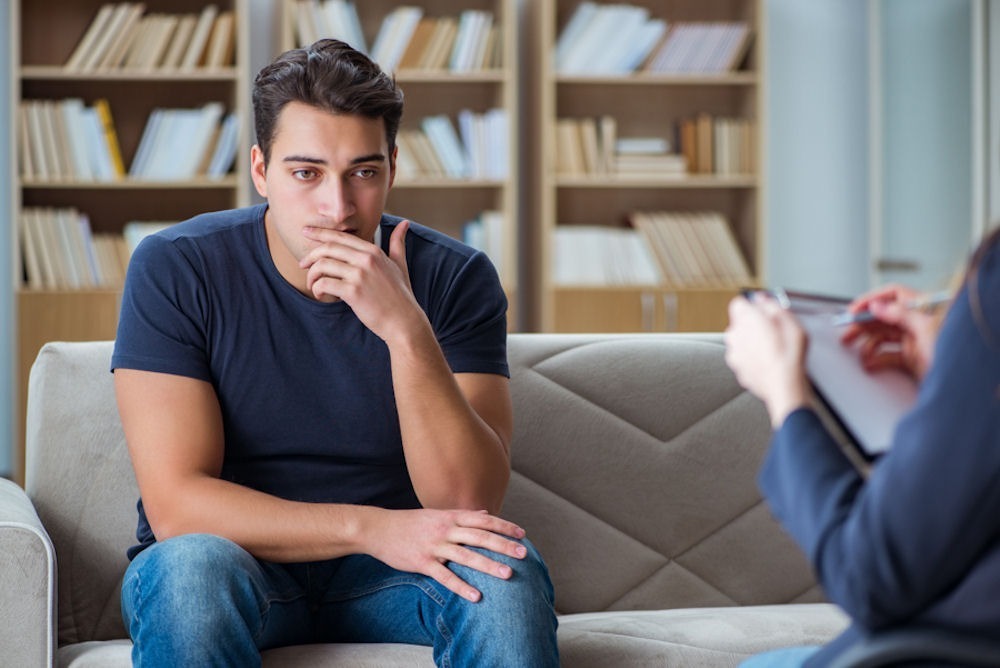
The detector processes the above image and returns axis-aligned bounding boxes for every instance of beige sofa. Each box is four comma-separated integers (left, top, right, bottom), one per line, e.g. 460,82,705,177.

0,334,848,667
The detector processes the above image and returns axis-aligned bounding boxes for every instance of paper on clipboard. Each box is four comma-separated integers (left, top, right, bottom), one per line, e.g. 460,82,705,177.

778,290,919,459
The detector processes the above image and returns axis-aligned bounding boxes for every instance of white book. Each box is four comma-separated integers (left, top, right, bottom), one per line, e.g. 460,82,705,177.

558,5,616,74
178,102,225,177
590,5,650,74
372,7,423,73
65,4,116,70
457,109,480,178
19,210,44,289
97,3,146,70
129,108,164,178
619,18,667,72
449,10,487,73
180,4,219,69
323,0,367,53
61,209,97,288
38,101,67,181
79,2,136,72
60,99,94,181
554,1,598,71
462,11,494,72
80,106,116,181
421,115,468,178
161,14,198,69
485,108,508,179
25,209,59,289
206,112,240,177
17,103,35,180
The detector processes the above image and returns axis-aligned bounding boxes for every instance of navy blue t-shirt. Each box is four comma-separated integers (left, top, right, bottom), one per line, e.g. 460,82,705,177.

112,204,509,559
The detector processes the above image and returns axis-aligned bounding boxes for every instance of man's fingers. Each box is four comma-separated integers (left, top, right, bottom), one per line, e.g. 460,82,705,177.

427,561,481,602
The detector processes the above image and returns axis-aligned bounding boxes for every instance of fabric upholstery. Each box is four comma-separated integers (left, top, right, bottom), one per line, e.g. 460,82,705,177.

0,334,849,667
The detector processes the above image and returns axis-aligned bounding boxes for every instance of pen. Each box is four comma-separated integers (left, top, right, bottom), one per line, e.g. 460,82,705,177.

831,290,953,327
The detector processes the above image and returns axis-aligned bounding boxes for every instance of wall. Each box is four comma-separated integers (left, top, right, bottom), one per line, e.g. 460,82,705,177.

764,0,871,297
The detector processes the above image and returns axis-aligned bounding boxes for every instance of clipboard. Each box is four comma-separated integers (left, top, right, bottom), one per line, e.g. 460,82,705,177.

751,289,919,460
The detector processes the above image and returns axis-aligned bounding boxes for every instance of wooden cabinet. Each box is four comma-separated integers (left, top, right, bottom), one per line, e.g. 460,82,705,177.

10,0,252,483
281,0,520,324
537,0,762,333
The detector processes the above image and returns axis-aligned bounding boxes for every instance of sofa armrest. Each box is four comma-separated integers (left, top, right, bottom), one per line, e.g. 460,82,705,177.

0,478,55,668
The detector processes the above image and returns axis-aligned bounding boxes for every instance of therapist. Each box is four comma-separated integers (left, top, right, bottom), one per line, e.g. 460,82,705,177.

723,228,1000,667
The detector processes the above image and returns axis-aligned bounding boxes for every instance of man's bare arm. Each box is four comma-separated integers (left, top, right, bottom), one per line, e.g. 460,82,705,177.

115,367,524,600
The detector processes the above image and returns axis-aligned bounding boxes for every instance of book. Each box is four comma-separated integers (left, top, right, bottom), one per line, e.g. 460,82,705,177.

79,2,137,71
59,98,94,181
421,115,468,178
64,4,117,70
180,4,220,69
94,99,126,178
322,0,367,53
204,11,236,67
370,6,424,73
17,103,35,180
398,17,438,71
161,14,198,69
96,3,146,70
206,112,240,177
417,17,458,70
18,210,44,289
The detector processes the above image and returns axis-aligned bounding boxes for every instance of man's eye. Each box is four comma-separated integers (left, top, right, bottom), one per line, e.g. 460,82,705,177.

354,168,376,179
292,169,316,180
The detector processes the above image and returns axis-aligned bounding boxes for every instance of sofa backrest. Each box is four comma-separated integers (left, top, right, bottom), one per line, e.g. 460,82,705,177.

25,335,822,646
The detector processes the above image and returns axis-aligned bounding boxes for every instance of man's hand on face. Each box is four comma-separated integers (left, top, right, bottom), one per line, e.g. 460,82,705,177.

299,220,428,343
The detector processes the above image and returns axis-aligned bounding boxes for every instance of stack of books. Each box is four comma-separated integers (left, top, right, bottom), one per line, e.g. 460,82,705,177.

556,116,686,178
555,2,667,75
630,211,752,288
552,225,662,286
18,98,125,182
288,1,502,73
130,104,240,180
678,114,755,175
64,3,237,72
18,208,134,290
644,22,752,74
394,109,508,181
554,2,752,76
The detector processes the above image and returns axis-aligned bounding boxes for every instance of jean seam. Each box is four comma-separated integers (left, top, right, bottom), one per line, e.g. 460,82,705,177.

325,574,447,607
436,612,453,668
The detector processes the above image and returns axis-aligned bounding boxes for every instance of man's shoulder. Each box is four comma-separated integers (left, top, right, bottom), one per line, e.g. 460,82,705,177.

160,204,266,244
381,214,477,260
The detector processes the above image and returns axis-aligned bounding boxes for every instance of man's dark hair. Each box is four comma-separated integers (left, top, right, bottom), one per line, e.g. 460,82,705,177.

252,39,404,164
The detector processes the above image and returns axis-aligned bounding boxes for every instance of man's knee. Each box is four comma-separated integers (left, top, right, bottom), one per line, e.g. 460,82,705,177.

122,534,261,627
459,538,555,612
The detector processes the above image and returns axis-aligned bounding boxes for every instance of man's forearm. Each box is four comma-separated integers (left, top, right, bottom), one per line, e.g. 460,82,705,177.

148,475,383,563
387,322,511,513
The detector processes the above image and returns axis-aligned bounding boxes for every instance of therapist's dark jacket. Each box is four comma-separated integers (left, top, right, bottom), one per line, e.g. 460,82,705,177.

759,239,1000,667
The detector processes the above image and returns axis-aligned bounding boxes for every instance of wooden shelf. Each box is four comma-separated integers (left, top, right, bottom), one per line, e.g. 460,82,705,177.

11,0,253,484
538,0,764,333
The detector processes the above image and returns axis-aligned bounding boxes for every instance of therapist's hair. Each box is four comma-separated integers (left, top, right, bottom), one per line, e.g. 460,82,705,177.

967,226,1000,342
252,38,404,164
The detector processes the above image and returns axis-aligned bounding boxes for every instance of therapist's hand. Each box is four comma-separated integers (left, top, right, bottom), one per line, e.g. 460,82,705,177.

840,284,944,382
724,295,812,428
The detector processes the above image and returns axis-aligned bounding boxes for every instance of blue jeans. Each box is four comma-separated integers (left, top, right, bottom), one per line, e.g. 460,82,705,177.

121,533,559,667
740,646,821,667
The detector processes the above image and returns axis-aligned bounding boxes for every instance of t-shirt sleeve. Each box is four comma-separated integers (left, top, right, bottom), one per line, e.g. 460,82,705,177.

110,234,213,382
429,250,509,378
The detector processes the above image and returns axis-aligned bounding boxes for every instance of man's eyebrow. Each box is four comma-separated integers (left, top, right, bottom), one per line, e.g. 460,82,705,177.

281,154,386,165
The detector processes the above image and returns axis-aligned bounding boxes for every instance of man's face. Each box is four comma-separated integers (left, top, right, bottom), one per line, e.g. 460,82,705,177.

251,101,395,282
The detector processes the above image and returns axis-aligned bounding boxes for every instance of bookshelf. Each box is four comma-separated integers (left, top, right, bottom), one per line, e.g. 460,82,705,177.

10,0,252,483
537,0,764,333
281,0,519,326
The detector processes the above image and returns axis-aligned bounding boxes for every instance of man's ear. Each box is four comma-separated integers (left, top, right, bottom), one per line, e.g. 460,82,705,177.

250,144,268,198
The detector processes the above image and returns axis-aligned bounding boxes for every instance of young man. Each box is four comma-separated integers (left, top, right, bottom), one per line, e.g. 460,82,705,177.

112,39,558,667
